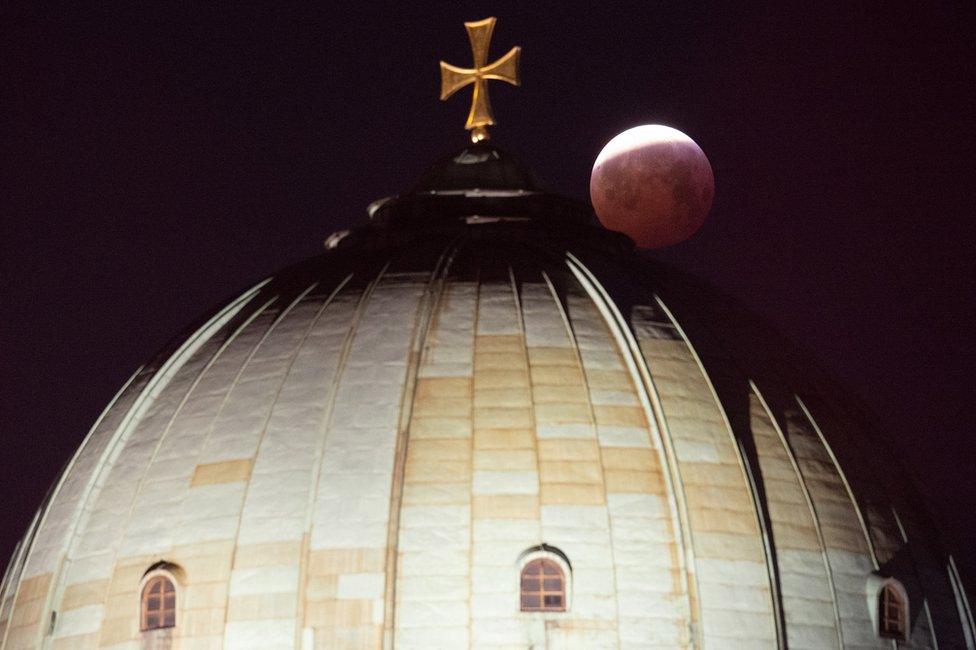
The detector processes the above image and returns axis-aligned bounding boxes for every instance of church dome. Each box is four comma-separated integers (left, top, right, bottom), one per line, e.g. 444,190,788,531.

1,145,972,650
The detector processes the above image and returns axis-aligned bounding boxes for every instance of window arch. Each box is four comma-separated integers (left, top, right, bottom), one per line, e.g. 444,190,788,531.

878,581,908,639
140,574,176,631
520,558,566,612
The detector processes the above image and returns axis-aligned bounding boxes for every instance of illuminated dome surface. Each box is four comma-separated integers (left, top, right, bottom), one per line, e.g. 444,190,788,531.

1,145,972,649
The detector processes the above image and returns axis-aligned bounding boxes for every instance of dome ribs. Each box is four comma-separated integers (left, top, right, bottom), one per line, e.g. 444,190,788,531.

628,295,779,648
747,384,846,648
223,275,356,648
5,205,970,649
394,252,478,645
557,269,696,646
98,285,311,648
517,265,624,646
9,280,269,649
304,274,425,646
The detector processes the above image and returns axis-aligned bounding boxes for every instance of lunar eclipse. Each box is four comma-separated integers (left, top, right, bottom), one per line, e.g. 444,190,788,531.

590,125,715,249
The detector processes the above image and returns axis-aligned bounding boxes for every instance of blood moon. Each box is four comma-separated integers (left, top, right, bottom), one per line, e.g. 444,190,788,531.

590,125,714,249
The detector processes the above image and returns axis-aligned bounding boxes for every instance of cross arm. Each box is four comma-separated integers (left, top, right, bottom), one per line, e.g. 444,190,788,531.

480,46,521,86
439,61,477,100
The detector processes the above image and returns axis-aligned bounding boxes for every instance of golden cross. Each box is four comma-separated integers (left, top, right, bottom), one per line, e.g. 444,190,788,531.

439,17,521,143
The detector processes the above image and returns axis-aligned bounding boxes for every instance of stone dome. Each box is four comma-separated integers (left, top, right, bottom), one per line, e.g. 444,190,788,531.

0,146,972,650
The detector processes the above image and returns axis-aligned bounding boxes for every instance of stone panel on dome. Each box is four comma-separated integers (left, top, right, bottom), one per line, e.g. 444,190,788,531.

632,298,778,648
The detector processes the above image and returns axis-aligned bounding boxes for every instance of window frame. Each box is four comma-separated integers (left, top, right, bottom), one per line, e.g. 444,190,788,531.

517,545,572,615
139,566,180,633
876,578,909,641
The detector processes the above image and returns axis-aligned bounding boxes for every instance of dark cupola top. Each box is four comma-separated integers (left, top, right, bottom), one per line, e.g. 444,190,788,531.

363,143,603,235
411,144,541,194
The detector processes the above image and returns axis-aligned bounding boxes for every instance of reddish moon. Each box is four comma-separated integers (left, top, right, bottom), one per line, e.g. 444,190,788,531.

590,125,715,248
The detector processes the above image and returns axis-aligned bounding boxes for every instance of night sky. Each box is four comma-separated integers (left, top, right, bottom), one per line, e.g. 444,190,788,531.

3,3,974,591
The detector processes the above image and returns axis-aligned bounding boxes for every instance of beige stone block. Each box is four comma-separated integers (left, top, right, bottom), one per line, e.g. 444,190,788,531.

108,562,151,595
604,470,665,494
771,522,821,551
601,447,657,471
472,495,539,519
684,483,755,512
227,592,297,621
5,624,42,649
473,387,531,408
305,575,339,601
474,351,526,370
415,377,471,399
70,632,110,650
527,347,577,366
53,632,99,650
582,369,631,390
404,459,471,483
183,582,229,610
759,479,807,504
820,525,869,553
173,539,236,560
334,599,375,626
538,438,600,462
409,417,471,439
534,402,592,424
592,405,647,428
695,531,765,562
178,550,234,584
15,573,52,601
692,507,761,536
531,385,588,404
474,449,536,471
313,623,383,650
539,461,602,484
529,365,585,386
99,614,139,645
9,596,42,626
61,580,108,611
473,368,530,390
473,406,534,429
475,335,522,353
407,439,469,461
680,462,745,487
305,600,330,626
190,458,253,486
540,483,606,506
401,482,470,506
474,428,534,449
233,541,302,569
308,549,386,576
180,606,226,636
411,396,470,418
103,592,134,620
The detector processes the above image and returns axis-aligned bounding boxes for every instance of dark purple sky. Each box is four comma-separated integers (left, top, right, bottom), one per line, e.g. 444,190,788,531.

3,3,974,585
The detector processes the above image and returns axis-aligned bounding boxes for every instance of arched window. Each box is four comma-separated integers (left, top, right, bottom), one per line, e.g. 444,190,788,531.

520,558,566,612
878,582,907,639
141,575,176,631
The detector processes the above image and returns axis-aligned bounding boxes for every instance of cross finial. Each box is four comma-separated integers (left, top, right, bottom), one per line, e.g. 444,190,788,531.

439,17,521,143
